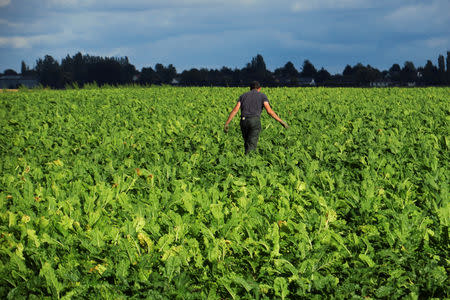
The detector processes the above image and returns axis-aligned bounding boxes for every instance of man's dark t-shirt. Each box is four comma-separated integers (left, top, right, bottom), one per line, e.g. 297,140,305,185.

237,90,269,117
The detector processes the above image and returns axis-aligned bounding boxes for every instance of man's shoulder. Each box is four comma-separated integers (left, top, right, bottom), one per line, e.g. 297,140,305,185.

239,90,268,101
259,92,269,101
241,90,254,97
238,90,252,101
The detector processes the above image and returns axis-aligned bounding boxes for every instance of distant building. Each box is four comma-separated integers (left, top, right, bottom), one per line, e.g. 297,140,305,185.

0,75,39,89
298,77,316,86
370,80,391,87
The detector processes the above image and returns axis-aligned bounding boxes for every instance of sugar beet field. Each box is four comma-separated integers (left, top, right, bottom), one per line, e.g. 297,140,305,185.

0,87,449,299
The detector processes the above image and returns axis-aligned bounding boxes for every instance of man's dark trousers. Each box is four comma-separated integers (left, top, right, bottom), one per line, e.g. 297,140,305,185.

240,116,261,154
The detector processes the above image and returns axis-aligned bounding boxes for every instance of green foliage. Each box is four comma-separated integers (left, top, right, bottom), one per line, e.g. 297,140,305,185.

0,87,448,299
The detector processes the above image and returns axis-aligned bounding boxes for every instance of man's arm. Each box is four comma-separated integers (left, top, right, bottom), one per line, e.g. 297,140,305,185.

224,102,241,132
264,102,289,128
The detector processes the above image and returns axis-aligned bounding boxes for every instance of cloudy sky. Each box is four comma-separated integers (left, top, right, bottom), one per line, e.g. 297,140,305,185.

0,0,449,74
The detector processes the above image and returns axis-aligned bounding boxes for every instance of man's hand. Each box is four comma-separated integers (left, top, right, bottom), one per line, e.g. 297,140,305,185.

264,102,289,129
224,102,240,134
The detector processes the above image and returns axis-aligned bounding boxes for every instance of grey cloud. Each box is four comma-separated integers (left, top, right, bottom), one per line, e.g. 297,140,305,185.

0,0,11,7
0,0,448,73
384,0,450,33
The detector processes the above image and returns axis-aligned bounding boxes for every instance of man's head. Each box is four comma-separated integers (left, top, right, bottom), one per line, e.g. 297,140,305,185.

250,81,261,91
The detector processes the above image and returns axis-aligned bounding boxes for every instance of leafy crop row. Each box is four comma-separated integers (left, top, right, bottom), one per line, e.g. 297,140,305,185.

0,87,448,299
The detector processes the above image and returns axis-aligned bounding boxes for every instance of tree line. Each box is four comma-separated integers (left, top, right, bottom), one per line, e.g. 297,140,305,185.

2,51,449,88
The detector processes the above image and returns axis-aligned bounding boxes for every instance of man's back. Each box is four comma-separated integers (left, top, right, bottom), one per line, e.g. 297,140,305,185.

238,90,269,117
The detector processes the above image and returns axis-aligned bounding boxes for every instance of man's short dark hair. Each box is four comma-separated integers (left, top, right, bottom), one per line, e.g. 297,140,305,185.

250,81,260,90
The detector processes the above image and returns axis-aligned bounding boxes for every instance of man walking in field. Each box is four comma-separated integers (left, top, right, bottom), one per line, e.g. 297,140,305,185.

224,81,289,154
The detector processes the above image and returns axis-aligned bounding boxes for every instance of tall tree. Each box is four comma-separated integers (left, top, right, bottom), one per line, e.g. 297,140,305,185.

438,55,445,73
155,63,177,84
61,55,75,85
353,64,381,86
249,54,267,73
400,61,417,84
300,59,317,78
421,60,438,85
140,67,156,85
244,54,270,84
21,61,29,75
274,61,299,85
315,67,331,84
180,68,204,86
36,55,63,88
437,54,445,85
120,58,136,83
73,52,87,85
283,61,299,77
446,51,450,84
343,65,353,77
389,63,401,83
